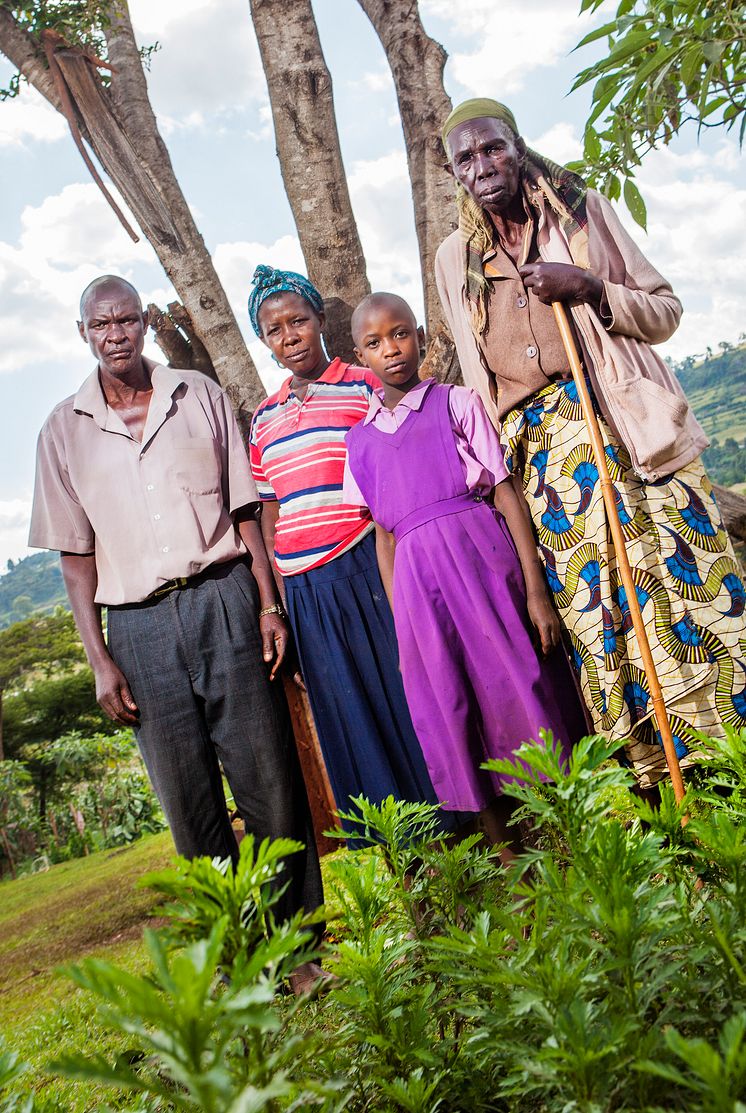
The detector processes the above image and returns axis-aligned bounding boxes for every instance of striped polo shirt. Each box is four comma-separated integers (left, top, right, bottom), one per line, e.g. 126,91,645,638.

249,358,379,576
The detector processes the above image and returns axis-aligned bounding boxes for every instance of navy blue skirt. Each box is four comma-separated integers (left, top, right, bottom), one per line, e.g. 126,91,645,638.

285,531,455,842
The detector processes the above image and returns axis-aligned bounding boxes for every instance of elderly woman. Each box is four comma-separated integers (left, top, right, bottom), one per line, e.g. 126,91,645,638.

436,98,746,792
247,265,452,836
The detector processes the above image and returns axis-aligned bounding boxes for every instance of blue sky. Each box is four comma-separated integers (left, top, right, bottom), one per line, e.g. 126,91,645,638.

0,0,744,567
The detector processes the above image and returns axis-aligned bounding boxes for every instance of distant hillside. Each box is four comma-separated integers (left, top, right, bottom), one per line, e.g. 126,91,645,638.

675,342,746,443
0,551,66,629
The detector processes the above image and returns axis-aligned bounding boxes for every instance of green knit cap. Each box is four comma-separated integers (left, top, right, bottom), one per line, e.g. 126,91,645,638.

441,98,519,154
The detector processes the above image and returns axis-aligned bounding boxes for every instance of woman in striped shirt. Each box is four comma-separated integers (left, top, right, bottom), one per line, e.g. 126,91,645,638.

248,266,449,841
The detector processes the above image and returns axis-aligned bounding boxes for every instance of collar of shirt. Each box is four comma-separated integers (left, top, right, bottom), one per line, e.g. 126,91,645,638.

363,378,434,426
73,361,185,448
482,184,547,279
277,355,348,404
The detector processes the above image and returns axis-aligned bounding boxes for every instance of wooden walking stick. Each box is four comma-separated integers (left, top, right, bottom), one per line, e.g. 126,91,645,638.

551,301,687,807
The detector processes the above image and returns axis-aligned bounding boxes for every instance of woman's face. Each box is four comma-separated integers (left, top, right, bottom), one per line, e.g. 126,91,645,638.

257,291,326,377
447,117,525,217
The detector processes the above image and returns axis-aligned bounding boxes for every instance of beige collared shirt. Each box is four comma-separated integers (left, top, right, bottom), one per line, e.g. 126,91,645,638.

478,190,572,420
29,363,258,605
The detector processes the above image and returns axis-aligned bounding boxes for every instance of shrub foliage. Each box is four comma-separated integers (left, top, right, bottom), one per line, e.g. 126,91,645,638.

2,730,745,1111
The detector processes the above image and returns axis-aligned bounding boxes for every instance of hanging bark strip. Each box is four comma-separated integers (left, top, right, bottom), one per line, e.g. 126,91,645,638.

0,3,266,417
47,43,185,253
40,29,139,243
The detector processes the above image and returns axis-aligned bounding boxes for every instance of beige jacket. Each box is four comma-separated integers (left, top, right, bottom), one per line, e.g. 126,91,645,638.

435,188,708,480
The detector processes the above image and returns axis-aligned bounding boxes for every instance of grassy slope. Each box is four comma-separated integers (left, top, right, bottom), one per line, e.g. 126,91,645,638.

1,833,346,1111
676,344,746,445
0,832,174,1110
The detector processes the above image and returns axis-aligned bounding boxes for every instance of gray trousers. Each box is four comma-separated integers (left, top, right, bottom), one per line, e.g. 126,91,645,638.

107,559,324,927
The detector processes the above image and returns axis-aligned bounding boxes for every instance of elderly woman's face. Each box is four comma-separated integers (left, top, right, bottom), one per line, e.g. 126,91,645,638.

447,117,525,216
258,291,326,377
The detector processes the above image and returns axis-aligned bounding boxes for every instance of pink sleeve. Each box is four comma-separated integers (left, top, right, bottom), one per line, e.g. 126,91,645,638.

448,387,510,489
342,455,368,507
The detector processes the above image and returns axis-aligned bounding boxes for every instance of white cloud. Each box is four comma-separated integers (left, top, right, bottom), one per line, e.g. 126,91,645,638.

528,121,582,166
348,151,425,318
421,0,610,96
130,0,269,128
360,69,392,93
613,139,746,361
0,85,67,147
0,183,159,374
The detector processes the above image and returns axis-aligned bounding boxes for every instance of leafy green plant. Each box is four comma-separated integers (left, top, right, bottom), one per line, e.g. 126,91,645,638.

4,730,745,1111
570,0,746,227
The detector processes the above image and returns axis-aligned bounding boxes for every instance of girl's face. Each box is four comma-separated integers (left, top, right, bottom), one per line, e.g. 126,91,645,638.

257,291,327,377
353,301,423,390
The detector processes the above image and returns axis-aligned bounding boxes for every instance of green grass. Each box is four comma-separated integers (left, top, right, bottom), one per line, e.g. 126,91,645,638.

0,831,174,1110
1,832,349,1111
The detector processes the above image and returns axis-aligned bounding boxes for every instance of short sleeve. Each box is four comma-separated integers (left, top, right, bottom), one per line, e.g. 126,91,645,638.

342,456,368,507
28,421,95,553
449,387,510,488
213,390,259,513
248,410,277,502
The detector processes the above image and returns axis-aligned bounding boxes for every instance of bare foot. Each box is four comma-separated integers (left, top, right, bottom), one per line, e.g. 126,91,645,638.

287,961,338,999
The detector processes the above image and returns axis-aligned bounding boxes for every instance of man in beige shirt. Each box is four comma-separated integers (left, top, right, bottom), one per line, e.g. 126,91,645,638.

29,275,324,990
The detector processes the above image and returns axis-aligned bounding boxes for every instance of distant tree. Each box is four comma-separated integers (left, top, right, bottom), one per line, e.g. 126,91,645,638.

21,729,130,824
0,609,85,761
3,668,115,767
571,0,745,228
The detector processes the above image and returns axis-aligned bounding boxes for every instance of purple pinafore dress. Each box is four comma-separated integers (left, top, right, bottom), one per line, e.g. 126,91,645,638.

345,381,585,811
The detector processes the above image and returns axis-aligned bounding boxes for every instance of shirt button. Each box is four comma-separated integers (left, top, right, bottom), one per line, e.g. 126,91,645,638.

147,484,154,491
517,295,527,308
154,514,161,521
162,546,169,553
526,345,538,359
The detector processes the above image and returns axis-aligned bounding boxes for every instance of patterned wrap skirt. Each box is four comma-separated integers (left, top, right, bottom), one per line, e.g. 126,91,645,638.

502,379,746,788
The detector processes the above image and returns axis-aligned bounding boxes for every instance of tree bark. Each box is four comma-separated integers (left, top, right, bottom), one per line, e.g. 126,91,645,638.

249,0,370,362
148,302,220,382
0,3,265,426
356,0,461,383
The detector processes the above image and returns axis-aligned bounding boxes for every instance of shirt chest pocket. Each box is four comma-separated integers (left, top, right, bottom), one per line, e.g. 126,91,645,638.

171,438,221,495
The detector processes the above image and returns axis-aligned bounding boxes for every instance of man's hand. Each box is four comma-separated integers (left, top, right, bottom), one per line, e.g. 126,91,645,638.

526,588,562,658
518,262,603,308
95,657,140,724
260,612,290,681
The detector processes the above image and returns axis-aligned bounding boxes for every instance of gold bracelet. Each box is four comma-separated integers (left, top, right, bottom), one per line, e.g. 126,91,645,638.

259,603,285,619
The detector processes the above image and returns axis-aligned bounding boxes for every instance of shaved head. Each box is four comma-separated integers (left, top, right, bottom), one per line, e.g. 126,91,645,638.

79,275,142,321
351,291,417,344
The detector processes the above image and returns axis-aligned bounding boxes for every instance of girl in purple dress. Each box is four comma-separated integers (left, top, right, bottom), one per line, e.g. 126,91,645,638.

343,292,586,861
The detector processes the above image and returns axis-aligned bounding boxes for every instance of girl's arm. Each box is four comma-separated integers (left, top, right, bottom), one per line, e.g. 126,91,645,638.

374,523,396,611
492,475,561,657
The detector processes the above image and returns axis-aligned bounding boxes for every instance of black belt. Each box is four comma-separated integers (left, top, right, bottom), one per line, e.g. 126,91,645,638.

112,558,244,609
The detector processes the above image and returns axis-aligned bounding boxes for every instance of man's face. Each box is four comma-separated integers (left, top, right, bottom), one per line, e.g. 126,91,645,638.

447,117,525,216
78,284,147,380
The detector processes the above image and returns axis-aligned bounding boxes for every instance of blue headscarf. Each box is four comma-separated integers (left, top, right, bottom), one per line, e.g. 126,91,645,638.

248,264,324,336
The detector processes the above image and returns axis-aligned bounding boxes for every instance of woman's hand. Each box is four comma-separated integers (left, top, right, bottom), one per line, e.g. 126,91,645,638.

526,588,562,658
259,612,289,681
518,262,603,309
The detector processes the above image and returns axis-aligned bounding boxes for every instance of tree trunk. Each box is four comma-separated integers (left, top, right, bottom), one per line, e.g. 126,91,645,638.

249,0,370,362
356,0,461,383
147,301,220,383
0,3,265,427
0,688,4,764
